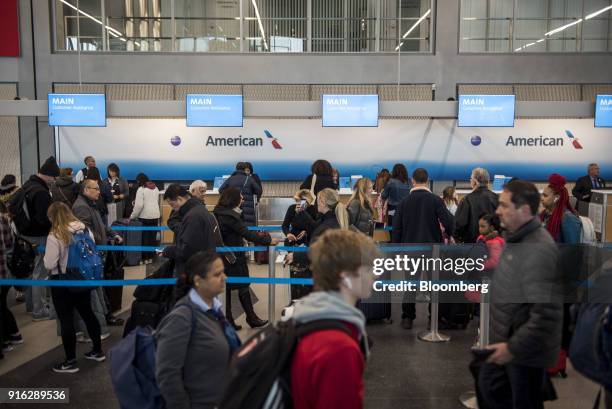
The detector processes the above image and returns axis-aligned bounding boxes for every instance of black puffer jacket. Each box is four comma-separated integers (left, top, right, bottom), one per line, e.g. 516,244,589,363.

219,171,262,226
454,186,498,243
489,217,563,368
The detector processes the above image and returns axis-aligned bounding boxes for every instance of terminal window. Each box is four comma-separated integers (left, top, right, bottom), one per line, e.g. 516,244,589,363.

53,0,433,53
460,0,612,53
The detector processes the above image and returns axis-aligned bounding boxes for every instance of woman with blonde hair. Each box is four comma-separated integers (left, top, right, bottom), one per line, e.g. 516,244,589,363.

43,202,105,374
347,178,375,236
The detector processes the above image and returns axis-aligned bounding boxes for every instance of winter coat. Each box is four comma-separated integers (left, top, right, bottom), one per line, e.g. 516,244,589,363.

381,178,411,209
219,171,262,226
16,175,53,237
213,205,271,289
156,295,231,409
72,194,115,245
282,203,318,244
50,176,79,207
299,174,338,196
391,188,454,244
290,291,368,409
292,211,341,266
454,186,498,244
347,199,374,236
489,217,563,368
162,198,216,274
130,182,161,220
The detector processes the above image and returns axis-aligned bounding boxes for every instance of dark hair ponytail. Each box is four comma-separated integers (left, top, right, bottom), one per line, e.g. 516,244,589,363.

174,251,221,300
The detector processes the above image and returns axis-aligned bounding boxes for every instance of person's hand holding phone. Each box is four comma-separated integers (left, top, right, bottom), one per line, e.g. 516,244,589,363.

286,233,297,242
296,231,306,241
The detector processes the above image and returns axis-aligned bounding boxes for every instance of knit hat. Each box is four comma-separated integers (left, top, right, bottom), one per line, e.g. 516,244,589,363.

39,156,60,177
0,174,16,192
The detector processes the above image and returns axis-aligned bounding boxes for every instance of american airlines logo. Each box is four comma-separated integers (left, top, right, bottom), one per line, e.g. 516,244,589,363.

202,130,283,149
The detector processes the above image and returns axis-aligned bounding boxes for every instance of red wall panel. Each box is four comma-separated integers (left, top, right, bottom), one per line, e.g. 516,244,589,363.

0,0,20,57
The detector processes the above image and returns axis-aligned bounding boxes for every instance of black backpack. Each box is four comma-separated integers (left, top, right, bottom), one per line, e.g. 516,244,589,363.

7,183,46,236
8,236,36,279
218,319,353,409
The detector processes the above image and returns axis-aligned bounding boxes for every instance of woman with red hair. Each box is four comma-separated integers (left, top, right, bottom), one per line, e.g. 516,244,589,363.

540,173,582,378
540,173,581,244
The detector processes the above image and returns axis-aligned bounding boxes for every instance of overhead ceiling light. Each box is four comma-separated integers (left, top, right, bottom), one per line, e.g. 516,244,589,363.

463,17,477,21
395,8,431,50
60,0,127,41
586,4,612,20
545,19,582,36
402,9,431,39
251,0,268,51
536,38,545,43
514,47,522,51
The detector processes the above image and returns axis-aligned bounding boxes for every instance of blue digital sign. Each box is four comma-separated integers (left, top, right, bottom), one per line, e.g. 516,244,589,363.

48,94,106,127
458,95,515,127
322,95,379,127
595,94,612,128
186,94,243,127
339,177,351,189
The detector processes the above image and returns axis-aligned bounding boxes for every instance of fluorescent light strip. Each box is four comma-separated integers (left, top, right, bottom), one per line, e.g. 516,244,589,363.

585,4,612,20
395,9,431,51
251,0,268,51
514,47,522,51
545,19,582,36
60,0,127,41
536,38,545,43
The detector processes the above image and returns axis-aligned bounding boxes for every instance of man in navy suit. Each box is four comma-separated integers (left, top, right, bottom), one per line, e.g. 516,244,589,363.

572,163,606,204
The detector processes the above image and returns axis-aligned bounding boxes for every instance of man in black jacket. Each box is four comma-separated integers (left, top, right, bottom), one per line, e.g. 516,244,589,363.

392,168,454,329
572,163,606,205
14,157,60,321
161,184,216,274
478,180,562,409
454,167,498,244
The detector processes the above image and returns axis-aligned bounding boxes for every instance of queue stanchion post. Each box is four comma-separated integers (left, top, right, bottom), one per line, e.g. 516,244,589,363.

418,244,450,343
268,245,277,325
459,277,491,409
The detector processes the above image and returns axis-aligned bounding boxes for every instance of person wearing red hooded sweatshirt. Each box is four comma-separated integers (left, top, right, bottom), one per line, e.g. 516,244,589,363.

129,173,161,263
540,173,582,377
465,213,505,304
289,229,380,409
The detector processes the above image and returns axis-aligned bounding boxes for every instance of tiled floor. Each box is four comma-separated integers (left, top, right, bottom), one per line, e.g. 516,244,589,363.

0,263,604,408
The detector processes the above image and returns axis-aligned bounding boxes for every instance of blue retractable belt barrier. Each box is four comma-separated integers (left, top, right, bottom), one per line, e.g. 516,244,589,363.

275,246,309,252
0,277,314,287
246,225,282,231
112,226,170,231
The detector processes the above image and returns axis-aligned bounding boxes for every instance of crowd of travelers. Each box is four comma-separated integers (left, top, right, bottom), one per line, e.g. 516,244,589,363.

0,156,609,409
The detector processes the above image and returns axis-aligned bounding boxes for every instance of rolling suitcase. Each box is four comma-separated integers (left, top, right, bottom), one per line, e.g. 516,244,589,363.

112,219,142,266
104,250,125,314
254,231,270,265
